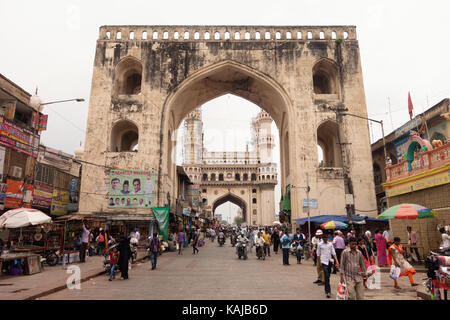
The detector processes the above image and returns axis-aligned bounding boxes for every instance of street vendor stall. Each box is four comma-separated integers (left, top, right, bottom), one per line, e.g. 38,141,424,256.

54,214,106,263
0,208,52,275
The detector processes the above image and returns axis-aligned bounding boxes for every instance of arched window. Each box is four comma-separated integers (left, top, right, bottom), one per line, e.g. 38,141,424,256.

235,173,240,181
252,198,257,204
251,173,257,181
110,120,139,152
317,120,342,167
252,189,257,193
312,59,339,94
114,57,143,95
210,173,216,181
219,174,224,181
202,174,208,182
243,173,248,181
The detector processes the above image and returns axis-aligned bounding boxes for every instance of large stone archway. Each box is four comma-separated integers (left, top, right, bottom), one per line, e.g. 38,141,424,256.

211,192,248,223
80,26,377,224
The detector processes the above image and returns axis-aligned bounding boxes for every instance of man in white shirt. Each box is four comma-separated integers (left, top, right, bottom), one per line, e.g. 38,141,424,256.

317,233,339,298
312,230,324,284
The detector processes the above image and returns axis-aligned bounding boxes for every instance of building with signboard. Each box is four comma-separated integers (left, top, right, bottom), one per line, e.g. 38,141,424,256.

0,73,44,212
33,144,82,216
371,98,450,256
182,108,277,226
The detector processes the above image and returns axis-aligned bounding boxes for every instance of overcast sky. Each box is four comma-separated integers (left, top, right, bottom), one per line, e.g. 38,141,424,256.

1,1,449,221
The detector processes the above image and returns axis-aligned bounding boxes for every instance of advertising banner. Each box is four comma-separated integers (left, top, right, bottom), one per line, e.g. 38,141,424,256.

32,182,53,209
108,169,156,208
152,207,169,241
50,189,69,215
5,179,33,208
39,114,48,131
67,178,79,212
0,116,39,158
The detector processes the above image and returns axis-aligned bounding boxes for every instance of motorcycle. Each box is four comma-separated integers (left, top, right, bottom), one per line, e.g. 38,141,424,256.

303,241,312,260
256,244,265,260
237,243,248,260
423,250,449,300
218,236,225,247
41,249,59,266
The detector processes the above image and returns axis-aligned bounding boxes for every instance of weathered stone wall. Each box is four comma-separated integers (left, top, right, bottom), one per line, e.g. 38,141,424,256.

80,25,377,220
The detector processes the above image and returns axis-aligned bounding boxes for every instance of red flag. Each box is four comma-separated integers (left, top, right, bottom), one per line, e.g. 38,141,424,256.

408,92,414,120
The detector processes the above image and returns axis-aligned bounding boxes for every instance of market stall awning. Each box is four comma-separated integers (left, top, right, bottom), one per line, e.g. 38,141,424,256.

294,214,376,226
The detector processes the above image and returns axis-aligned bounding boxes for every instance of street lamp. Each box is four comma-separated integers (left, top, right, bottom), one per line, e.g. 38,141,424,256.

29,90,85,112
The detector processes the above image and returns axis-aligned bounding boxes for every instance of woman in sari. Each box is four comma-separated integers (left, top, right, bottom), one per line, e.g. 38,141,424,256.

374,229,388,267
357,238,376,288
388,237,418,289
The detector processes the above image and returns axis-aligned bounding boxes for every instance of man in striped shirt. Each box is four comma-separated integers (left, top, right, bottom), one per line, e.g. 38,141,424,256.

340,237,368,300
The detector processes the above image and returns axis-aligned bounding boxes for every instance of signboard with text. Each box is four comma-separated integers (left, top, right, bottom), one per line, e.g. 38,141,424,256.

0,116,39,158
5,179,33,208
32,182,53,210
303,199,318,209
50,189,69,215
108,169,156,208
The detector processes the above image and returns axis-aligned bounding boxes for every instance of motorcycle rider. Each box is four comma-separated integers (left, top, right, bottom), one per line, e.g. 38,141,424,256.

236,232,249,255
255,231,266,259
218,230,225,246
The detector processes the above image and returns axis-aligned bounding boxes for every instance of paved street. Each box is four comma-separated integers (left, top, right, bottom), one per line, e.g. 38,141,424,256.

39,240,422,300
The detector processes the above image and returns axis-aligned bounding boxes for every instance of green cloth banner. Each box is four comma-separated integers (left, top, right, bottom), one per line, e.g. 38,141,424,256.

283,185,291,212
152,207,169,241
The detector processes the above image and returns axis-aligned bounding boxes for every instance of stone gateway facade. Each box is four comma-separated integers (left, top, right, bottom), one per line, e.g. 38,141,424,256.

79,25,377,221
182,108,277,226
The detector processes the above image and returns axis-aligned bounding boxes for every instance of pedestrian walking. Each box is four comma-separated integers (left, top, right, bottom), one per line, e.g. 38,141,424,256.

340,237,369,300
312,230,325,285
118,235,131,279
407,226,421,263
262,229,271,257
271,228,280,254
293,228,305,264
210,228,216,242
333,231,345,273
108,246,120,281
148,232,160,270
357,237,375,289
388,237,418,289
192,228,199,255
80,220,90,263
375,229,388,267
177,229,185,255
97,229,108,255
317,233,339,298
281,230,291,265
248,228,255,253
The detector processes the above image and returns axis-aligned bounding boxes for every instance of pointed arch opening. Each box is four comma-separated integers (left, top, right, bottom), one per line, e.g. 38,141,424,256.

317,120,342,167
110,120,139,152
113,57,143,96
212,193,247,222
312,58,339,95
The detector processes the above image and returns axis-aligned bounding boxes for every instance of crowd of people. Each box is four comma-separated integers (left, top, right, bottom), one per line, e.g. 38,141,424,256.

95,221,450,300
